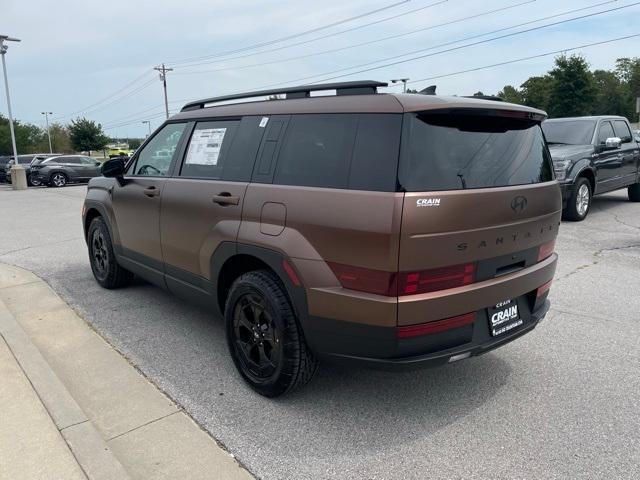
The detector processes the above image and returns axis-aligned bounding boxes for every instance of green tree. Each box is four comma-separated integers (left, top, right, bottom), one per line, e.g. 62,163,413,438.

41,123,72,153
0,115,45,155
547,55,596,118
592,70,627,117
69,118,108,154
520,75,552,111
497,85,524,104
128,138,143,150
472,91,485,97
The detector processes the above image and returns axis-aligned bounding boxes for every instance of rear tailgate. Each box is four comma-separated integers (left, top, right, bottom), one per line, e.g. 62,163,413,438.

398,183,560,325
396,109,561,327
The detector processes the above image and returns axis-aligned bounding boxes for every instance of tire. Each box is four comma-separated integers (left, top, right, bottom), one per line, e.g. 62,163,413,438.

50,172,68,187
29,175,42,187
87,216,133,289
563,177,592,221
629,183,640,202
224,270,318,397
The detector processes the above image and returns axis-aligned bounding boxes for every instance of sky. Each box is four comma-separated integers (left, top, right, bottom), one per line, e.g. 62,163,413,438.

1,0,639,138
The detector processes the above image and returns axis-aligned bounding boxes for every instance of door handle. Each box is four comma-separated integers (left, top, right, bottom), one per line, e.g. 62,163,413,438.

212,192,240,206
143,186,160,197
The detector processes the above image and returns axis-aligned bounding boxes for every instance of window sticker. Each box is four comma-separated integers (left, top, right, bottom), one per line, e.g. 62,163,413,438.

185,128,227,166
259,117,269,128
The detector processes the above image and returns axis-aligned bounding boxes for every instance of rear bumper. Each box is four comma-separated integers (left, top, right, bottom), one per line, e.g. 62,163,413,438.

312,299,549,370
303,253,557,370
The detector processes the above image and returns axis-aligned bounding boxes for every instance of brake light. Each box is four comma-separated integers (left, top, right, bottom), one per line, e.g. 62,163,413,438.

397,263,475,296
396,312,476,339
536,279,553,298
328,262,476,297
538,240,556,262
327,263,397,296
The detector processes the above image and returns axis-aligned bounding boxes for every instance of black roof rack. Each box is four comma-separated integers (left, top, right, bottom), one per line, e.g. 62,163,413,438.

181,80,388,112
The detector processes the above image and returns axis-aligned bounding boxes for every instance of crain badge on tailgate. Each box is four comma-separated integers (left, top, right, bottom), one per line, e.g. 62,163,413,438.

416,198,441,207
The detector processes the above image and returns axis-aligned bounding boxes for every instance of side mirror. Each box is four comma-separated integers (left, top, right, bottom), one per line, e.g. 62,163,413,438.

101,158,126,185
604,137,622,150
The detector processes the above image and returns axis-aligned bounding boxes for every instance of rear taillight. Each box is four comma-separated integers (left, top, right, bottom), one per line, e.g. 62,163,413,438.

327,263,397,296
328,262,476,297
536,279,553,298
397,263,475,295
538,240,555,262
396,312,476,339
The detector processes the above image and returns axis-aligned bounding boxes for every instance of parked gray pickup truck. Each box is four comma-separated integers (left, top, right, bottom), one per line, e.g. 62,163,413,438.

542,116,640,221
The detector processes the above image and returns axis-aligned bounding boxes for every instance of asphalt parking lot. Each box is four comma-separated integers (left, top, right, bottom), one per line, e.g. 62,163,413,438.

1,183,639,480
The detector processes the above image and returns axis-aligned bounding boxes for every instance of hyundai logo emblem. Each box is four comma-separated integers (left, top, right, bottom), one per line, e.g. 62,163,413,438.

511,196,528,213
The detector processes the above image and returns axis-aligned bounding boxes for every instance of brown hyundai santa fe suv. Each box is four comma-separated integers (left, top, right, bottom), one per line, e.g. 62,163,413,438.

83,81,560,397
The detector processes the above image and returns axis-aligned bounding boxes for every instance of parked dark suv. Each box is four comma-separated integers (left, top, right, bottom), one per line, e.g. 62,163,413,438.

1,154,55,185
31,155,102,187
542,116,640,220
83,81,560,396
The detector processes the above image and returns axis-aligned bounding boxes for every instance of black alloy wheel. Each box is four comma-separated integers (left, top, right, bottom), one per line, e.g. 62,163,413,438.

232,292,282,381
91,228,110,282
225,270,318,397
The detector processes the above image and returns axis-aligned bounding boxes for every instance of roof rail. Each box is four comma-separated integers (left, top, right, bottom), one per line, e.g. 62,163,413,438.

180,80,388,112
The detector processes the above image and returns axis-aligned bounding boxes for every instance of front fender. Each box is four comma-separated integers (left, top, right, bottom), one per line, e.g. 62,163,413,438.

566,158,595,183
83,178,120,246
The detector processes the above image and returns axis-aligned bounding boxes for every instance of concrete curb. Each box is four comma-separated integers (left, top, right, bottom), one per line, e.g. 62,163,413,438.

0,299,131,480
0,262,253,480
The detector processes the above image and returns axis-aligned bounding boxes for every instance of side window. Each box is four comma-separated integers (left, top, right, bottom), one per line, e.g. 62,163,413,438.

613,120,632,143
65,157,81,164
180,120,239,179
349,114,402,191
132,123,187,176
274,114,358,189
597,121,615,144
81,157,96,165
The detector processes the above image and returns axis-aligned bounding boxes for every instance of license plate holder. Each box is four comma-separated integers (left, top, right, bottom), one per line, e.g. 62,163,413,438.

488,299,522,337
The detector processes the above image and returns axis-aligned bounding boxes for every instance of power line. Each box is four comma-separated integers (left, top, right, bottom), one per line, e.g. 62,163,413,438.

55,69,154,120
400,33,640,88
167,0,414,66
257,1,639,88
77,78,157,118
173,0,539,75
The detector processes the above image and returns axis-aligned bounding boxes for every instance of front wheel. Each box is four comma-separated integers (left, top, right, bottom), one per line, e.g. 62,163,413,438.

88,217,133,289
629,183,640,202
563,177,592,221
225,270,318,397
29,175,42,187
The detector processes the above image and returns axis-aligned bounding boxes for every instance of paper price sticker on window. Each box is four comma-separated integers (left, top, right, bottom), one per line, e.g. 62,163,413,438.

185,128,227,166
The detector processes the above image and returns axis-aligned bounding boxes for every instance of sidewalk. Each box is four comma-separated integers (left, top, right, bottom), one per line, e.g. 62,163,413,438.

0,263,253,480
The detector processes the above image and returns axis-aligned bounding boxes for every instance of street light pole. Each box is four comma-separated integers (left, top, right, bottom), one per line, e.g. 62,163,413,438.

41,111,53,153
391,78,410,93
142,120,151,137
154,63,173,119
0,35,21,165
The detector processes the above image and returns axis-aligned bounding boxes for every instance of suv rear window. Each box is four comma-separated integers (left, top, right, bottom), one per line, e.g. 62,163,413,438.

399,112,553,192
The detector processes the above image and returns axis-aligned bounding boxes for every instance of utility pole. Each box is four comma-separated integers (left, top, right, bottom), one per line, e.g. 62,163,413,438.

142,120,151,138
1,35,26,190
391,78,410,93
154,63,173,119
1,35,20,165
41,111,53,153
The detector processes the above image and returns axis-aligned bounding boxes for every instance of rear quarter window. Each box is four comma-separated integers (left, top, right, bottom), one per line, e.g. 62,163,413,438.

399,112,553,192
272,113,401,191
